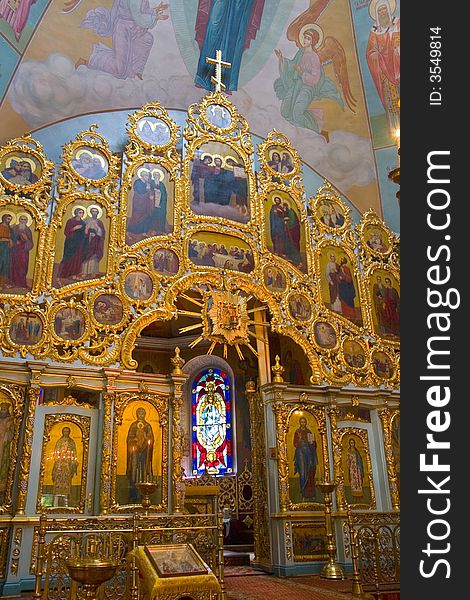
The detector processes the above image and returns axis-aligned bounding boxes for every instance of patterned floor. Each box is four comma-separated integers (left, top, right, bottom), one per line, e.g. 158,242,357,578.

3,575,399,600
225,573,362,600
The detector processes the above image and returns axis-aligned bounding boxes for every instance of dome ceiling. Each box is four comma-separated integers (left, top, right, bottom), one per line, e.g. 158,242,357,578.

0,0,400,228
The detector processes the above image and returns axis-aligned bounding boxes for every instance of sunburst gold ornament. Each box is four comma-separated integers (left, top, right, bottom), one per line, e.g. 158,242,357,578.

178,287,268,359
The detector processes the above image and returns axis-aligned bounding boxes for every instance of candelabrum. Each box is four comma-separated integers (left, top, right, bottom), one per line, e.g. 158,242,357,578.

65,537,120,600
317,479,345,580
136,474,159,515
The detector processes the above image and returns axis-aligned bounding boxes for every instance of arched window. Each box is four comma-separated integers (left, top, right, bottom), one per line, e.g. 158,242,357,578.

191,367,232,476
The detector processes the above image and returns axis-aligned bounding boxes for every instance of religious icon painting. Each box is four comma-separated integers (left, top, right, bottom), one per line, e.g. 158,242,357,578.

339,430,375,508
52,202,109,289
283,347,308,385
369,269,400,341
362,224,392,255
205,104,232,130
0,206,38,295
114,400,163,507
37,414,90,513
287,293,313,323
286,410,324,506
152,248,179,276
125,163,174,245
144,544,209,578
70,146,109,181
190,142,250,224
8,311,44,347
0,150,42,189
292,522,328,562
52,306,87,343
318,246,363,327
92,293,125,327
123,270,154,302
135,117,171,148
341,338,367,370
188,232,254,273
315,199,347,231
264,191,307,272
264,145,295,177
371,350,395,380
313,320,338,350
262,264,287,293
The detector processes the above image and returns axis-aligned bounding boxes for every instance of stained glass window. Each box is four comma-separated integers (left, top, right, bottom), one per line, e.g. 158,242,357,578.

192,368,232,476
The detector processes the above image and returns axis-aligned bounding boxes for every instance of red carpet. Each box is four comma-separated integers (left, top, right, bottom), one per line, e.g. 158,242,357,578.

225,565,265,577
225,573,362,600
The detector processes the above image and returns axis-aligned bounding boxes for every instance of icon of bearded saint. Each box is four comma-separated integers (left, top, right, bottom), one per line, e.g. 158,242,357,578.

274,0,357,142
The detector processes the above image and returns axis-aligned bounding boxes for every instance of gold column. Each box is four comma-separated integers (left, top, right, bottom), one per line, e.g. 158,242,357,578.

32,513,47,599
100,391,114,514
170,347,187,513
379,408,400,510
317,480,344,580
347,506,364,596
16,385,40,515
246,381,271,568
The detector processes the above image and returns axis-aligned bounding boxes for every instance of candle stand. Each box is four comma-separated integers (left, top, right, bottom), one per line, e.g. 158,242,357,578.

317,480,345,580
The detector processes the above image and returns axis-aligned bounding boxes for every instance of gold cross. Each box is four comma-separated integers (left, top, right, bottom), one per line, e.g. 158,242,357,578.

206,49,231,92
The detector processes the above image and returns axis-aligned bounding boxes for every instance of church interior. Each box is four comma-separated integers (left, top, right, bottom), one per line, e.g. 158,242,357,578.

0,1,400,599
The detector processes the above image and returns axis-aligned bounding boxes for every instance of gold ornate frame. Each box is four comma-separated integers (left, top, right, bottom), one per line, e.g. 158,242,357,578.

308,180,352,234
272,402,329,512
379,408,400,510
0,135,54,205
36,413,91,514
121,103,181,250
107,390,169,513
365,263,400,348
0,194,49,300
4,306,48,358
45,189,119,297
184,92,256,232
58,126,120,190
0,92,399,392
0,383,26,514
329,412,376,510
291,520,328,562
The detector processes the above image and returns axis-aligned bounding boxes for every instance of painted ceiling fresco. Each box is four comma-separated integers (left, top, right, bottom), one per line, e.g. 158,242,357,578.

0,0,400,229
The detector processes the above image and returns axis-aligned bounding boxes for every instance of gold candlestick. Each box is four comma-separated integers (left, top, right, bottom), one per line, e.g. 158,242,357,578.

66,555,119,600
136,476,158,515
317,479,345,580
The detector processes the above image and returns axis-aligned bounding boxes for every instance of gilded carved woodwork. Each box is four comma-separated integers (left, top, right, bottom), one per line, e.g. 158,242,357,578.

246,387,271,567
36,413,91,514
379,408,400,510
330,409,377,510
0,92,399,391
16,386,40,514
0,526,9,578
0,383,26,514
171,375,187,513
273,401,330,512
107,390,169,513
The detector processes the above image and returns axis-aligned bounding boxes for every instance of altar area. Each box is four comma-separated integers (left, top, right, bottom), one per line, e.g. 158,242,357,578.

0,81,399,598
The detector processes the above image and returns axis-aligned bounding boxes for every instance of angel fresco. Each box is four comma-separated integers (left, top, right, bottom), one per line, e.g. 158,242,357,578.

273,0,357,141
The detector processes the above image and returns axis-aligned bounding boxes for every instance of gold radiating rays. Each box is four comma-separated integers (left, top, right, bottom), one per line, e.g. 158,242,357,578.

177,286,268,360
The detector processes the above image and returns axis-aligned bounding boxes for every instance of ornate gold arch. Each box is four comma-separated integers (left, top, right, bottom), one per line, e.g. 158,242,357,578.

0,91,399,390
